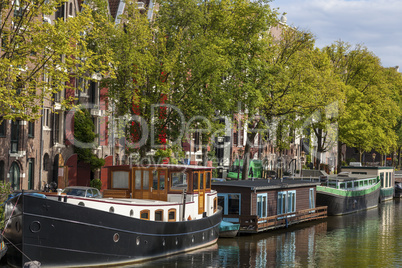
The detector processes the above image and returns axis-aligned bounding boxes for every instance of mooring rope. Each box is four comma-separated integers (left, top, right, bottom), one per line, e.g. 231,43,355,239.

1,193,36,264
2,193,21,236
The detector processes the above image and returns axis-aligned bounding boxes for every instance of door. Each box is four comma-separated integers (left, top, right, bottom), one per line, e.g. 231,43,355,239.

151,169,167,201
9,162,20,190
198,172,205,214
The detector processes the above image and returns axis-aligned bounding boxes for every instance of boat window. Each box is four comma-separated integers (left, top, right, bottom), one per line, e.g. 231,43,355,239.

140,210,150,220
168,209,176,222
135,170,141,190
340,183,345,189
364,180,368,186
112,171,129,189
159,171,165,190
193,173,199,191
143,171,149,190
213,197,217,213
155,210,163,221
200,173,204,190
218,193,241,215
206,172,211,189
153,170,158,190
171,172,187,191
347,182,353,188
380,173,384,187
257,193,268,218
359,181,363,187
277,191,296,215
109,206,114,213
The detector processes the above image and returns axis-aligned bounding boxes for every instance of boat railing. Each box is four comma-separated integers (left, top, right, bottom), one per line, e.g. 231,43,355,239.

239,206,328,233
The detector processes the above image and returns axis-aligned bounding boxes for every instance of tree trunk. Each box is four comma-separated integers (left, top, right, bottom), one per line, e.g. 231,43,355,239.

241,131,257,180
337,141,343,174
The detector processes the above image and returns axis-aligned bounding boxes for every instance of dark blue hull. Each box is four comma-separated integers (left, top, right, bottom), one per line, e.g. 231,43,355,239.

4,194,222,267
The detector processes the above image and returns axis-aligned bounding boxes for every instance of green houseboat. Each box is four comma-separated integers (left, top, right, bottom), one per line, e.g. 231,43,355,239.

227,160,262,180
316,173,381,216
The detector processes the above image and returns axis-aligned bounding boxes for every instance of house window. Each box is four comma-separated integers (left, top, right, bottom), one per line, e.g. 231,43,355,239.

277,190,296,215
155,210,163,221
0,161,4,182
28,121,34,138
257,193,267,218
112,171,129,189
218,193,241,216
43,108,51,128
168,209,176,222
140,210,150,220
28,158,34,190
309,188,315,209
10,120,19,153
0,118,6,137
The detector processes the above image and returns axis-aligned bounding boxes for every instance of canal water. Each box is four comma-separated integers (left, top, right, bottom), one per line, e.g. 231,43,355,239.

134,199,402,267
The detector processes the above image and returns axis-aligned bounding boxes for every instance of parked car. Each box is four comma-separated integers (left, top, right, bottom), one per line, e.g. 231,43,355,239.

61,186,102,198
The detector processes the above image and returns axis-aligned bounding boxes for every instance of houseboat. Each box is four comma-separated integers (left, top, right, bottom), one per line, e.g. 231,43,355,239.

3,164,222,267
212,178,327,234
316,173,381,216
341,166,394,201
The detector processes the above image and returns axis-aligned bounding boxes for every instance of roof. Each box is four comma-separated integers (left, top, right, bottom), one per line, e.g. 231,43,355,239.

341,166,394,170
212,178,320,191
107,164,214,170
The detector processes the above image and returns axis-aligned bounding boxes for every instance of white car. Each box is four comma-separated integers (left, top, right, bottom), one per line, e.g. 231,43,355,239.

61,186,102,198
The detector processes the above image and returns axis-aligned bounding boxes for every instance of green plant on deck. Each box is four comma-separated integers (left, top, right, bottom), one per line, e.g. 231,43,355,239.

90,179,102,191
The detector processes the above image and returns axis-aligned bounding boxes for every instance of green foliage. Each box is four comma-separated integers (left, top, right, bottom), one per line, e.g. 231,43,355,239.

0,182,13,229
74,109,105,171
90,179,102,191
0,0,113,121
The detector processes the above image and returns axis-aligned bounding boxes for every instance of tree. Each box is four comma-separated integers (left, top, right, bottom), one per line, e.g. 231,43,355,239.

324,41,400,169
0,0,111,121
73,108,105,171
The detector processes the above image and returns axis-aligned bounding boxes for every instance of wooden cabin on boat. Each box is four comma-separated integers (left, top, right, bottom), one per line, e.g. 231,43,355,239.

103,164,218,221
211,178,327,233
341,166,394,201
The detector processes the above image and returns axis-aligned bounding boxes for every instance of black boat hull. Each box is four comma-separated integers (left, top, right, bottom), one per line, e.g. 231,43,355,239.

316,185,380,216
4,194,222,267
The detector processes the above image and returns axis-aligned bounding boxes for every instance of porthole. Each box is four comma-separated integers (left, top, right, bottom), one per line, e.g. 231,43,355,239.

109,206,115,213
130,209,134,217
113,233,120,242
29,221,41,233
78,202,85,206
211,230,214,236
175,237,178,245
202,233,205,241
15,221,21,233
191,236,195,243
162,239,166,246
136,236,140,246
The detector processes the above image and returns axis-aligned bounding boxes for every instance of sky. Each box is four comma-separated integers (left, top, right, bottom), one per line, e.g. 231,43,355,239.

272,0,402,69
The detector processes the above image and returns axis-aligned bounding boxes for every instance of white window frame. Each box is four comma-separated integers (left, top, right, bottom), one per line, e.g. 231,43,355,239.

257,193,268,219
218,193,241,216
277,190,296,216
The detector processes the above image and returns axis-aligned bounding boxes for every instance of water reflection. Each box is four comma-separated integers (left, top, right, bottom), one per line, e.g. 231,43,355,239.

133,200,402,267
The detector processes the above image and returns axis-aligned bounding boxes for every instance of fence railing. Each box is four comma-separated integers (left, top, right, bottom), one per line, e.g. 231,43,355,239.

239,206,327,233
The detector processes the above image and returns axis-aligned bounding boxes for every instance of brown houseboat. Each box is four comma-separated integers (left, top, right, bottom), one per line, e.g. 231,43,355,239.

212,178,327,233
